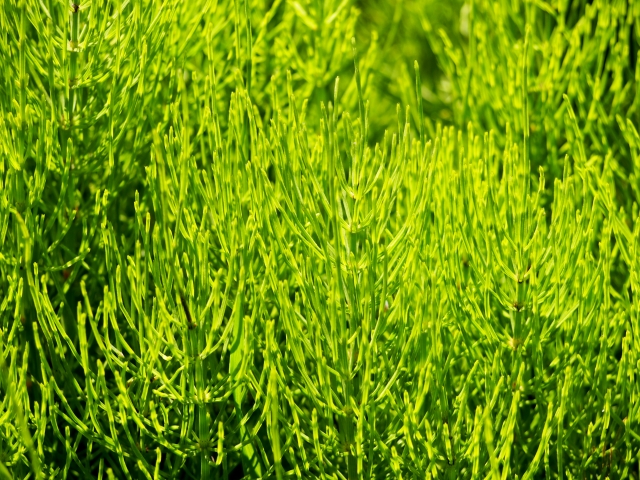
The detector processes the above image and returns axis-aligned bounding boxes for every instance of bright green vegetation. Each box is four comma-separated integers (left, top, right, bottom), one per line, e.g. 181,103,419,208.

1,0,640,478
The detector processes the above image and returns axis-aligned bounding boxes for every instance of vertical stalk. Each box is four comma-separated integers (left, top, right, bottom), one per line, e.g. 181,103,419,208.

18,0,27,131
243,0,252,97
229,253,262,477
196,343,210,479
69,2,79,127
514,26,531,345
328,84,357,479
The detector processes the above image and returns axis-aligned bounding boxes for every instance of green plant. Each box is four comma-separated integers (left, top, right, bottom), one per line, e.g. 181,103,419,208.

1,0,640,478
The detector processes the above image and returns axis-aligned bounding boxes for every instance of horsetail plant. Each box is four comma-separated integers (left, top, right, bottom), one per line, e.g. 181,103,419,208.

2,0,640,478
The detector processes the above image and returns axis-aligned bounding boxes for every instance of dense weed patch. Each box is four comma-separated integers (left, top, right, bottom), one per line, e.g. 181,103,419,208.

1,0,640,478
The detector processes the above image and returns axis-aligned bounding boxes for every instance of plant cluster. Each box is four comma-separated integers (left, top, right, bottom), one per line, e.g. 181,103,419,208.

1,0,640,478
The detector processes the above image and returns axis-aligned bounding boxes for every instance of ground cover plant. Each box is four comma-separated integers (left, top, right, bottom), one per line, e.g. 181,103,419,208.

1,0,640,478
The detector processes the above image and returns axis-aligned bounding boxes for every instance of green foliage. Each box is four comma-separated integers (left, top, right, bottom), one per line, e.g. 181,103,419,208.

1,0,640,478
